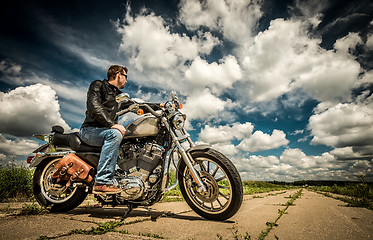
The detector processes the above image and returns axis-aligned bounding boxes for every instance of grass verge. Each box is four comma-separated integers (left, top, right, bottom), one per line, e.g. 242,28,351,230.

308,179,373,210
0,165,34,202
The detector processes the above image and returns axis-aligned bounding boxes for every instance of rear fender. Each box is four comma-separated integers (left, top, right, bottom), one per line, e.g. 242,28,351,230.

30,151,73,167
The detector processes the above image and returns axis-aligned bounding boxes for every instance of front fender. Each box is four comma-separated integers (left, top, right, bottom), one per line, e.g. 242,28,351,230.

186,144,211,154
175,144,211,179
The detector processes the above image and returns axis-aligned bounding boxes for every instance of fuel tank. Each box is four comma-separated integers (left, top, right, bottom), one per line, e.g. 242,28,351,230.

124,114,160,139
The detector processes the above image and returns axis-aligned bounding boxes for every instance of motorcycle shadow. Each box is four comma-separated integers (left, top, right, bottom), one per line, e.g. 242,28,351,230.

64,205,234,223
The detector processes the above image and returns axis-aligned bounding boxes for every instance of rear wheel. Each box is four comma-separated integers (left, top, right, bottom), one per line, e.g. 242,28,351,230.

178,148,243,221
33,158,88,212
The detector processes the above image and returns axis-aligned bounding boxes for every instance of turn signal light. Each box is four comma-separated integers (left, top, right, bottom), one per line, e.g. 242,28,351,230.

137,109,144,115
27,155,35,164
179,103,183,109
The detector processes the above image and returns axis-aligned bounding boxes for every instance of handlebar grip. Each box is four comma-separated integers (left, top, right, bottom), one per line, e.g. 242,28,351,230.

140,103,161,117
116,109,130,116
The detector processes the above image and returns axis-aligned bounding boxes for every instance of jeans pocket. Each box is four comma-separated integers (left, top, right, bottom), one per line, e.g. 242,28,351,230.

80,127,104,147
79,128,93,144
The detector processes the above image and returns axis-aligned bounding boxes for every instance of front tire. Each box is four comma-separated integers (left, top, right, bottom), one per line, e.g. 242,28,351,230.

33,158,88,212
178,148,243,221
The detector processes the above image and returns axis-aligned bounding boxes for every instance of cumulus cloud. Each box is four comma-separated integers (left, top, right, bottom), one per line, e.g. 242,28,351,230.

367,34,373,49
0,84,71,137
182,88,226,120
334,32,363,54
199,122,254,144
309,97,373,159
233,147,357,181
179,0,262,44
242,18,361,103
348,160,373,179
238,129,289,152
0,134,39,156
117,8,219,73
184,55,242,93
198,122,288,154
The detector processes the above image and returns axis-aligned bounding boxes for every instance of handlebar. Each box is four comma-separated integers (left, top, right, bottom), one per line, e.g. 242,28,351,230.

116,103,161,118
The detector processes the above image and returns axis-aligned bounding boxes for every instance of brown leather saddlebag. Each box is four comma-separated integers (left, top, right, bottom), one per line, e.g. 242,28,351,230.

51,153,94,187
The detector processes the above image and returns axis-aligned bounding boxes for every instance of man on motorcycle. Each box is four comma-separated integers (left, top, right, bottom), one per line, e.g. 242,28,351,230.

79,65,129,194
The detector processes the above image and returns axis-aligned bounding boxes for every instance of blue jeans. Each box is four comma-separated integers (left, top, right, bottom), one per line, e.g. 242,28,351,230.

79,127,123,185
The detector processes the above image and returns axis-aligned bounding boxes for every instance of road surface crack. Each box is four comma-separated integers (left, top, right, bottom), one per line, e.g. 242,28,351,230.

257,189,303,240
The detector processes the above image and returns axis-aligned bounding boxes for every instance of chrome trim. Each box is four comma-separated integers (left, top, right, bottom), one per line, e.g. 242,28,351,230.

30,151,75,167
164,179,179,192
161,117,207,192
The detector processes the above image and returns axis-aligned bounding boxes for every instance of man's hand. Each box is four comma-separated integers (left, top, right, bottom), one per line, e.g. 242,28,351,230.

111,124,126,136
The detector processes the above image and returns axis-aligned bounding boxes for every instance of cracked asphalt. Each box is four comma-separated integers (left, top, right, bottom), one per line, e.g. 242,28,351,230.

0,189,372,240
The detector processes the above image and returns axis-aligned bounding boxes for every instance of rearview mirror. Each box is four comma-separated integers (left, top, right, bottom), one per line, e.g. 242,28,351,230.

116,93,130,103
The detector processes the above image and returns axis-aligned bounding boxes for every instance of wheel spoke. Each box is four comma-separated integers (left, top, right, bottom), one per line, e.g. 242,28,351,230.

215,175,227,182
218,185,230,190
212,166,219,177
199,162,207,172
219,191,229,200
217,198,224,208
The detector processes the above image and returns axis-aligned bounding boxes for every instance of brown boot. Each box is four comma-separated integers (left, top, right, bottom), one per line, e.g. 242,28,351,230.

92,182,121,194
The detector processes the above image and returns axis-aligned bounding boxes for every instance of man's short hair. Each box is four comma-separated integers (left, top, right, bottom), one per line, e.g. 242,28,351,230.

107,65,128,80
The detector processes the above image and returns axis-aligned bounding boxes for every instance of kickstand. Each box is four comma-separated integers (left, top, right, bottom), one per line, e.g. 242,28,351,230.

121,204,134,219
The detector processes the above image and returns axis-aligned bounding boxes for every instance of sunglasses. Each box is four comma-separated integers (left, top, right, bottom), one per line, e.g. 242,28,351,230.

119,72,127,78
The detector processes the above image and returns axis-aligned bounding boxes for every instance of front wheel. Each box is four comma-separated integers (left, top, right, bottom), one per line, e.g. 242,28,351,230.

178,148,243,221
33,158,88,212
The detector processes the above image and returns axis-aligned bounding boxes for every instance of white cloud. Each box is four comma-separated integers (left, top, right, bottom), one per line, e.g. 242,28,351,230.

330,147,373,160
309,100,373,155
0,134,39,156
209,143,239,158
0,84,71,137
199,122,254,144
348,160,373,179
293,0,329,20
242,18,361,103
367,34,373,49
198,122,288,154
238,129,289,152
185,55,242,93
182,88,226,120
280,148,336,169
117,10,219,72
334,32,363,54
233,147,357,181
179,0,262,44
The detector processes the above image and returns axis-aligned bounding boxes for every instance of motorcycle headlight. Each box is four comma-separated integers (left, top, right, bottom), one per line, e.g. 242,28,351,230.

173,113,186,130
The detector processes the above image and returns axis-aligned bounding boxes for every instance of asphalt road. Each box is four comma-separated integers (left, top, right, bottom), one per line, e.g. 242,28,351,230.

0,189,372,240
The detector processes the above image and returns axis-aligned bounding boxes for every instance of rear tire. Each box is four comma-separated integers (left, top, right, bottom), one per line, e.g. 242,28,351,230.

33,158,88,212
178,148,243,221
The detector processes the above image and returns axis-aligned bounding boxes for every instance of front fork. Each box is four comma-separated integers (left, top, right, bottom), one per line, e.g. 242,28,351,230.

161,117,207,193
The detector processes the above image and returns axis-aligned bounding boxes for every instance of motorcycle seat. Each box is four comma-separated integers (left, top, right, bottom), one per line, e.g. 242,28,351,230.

52,132,102,153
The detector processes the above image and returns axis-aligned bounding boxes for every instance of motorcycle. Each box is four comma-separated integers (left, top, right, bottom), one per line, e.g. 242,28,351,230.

27,92,243,221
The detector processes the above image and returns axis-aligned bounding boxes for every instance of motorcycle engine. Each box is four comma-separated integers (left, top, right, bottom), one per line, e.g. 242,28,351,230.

116,142,164,200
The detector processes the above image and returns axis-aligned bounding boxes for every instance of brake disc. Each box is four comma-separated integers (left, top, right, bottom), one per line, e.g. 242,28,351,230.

193,171,219,203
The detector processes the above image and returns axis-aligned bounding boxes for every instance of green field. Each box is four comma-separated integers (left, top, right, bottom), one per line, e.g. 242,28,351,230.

308,181,373,210
0,165,34,202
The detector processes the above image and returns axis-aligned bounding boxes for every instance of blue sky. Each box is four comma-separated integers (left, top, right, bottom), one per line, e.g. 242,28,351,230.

0,0,372,181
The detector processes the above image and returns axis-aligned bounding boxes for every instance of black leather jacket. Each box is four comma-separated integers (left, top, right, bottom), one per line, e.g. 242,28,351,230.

81,80,160,129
